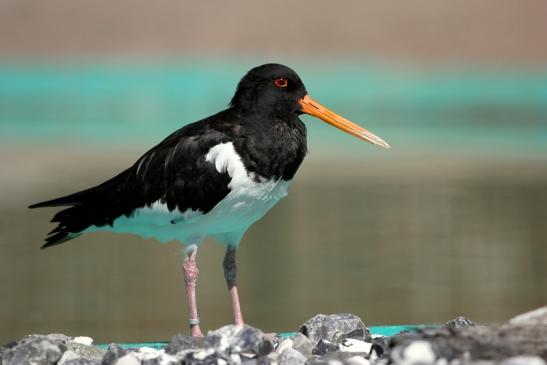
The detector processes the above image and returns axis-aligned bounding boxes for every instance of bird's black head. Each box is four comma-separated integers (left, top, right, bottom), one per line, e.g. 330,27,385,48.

230,63,307,116
230,63,391,148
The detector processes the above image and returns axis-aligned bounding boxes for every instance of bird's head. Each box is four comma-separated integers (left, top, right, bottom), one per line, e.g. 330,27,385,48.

231,63,390,149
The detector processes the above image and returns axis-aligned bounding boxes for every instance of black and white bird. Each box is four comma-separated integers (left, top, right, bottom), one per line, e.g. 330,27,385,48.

30,63,390,337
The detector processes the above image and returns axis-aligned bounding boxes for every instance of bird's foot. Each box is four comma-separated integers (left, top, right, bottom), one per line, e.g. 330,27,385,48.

190,324,203,337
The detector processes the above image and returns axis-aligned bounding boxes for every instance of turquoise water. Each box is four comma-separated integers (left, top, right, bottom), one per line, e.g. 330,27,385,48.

1,61,547,156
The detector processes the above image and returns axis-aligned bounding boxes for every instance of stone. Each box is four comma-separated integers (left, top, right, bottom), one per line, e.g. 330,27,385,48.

370,336,390,359
499,356,546,365
346,356,371,365
102,344,127,365
292,333,315,357
164,333,205,354
1,334,69,365
339,339,372,354
184,347,230,365
277,347,306,365
67,342,105,360
58,350,100,365
444,316,476,329
73,337,94,346
206,325,274,356
275,339,293,352
312,339,340,356
307,352,371,365
402,341,436,364
299,314,371,343
112,354,140,365
510,307,547,326
390,324,547,361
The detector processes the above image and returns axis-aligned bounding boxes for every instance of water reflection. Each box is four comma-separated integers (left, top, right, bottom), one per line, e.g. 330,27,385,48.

1,151,545,343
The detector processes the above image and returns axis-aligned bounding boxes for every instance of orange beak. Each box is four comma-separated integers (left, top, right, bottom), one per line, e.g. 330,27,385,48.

299,95,390,149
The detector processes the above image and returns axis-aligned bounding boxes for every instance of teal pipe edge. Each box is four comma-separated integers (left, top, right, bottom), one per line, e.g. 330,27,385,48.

96,325,437,350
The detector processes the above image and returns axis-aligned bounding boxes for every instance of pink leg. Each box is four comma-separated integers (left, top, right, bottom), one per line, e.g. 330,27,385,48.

223,245,244,325
183,244,203,337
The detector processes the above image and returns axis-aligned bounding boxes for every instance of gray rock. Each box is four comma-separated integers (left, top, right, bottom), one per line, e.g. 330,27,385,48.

183,348,230,365
67,342,105,360
164,333,205,354
277,347,306,365
307,352,371,365
390,324,547,361
206,325,274,356
58,350,100,365
1,334,69,365
299,314,371,343
499,356,546,365
292,333,314,357
313,339,340,356
370,336,390,359
510,307,547,326
444,316,476,329
101,344,127,365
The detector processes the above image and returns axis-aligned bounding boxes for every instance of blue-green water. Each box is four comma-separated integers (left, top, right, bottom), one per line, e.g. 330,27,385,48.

1,61,547,156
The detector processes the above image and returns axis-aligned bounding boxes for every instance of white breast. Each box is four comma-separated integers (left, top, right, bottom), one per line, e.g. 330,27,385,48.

89,142,290,247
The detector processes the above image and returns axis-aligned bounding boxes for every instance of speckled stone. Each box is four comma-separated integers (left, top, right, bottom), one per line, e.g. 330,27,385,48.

299,314,371,343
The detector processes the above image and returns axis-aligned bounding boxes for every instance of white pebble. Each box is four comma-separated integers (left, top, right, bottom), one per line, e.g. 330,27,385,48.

403,341,436,364
113,354,140,365
73,336,94,346
57,350,80,365
340,339,372,353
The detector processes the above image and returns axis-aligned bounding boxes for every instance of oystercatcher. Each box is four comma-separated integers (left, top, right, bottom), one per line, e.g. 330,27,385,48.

30,63,389,337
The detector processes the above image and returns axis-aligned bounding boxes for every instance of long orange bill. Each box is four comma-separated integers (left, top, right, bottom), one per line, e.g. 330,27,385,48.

299,95,390,149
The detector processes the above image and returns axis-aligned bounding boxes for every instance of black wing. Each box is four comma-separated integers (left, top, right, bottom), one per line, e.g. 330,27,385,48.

30,110,238,248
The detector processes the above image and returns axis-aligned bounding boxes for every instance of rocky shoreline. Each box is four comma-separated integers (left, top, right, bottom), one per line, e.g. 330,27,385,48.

1,308,546,365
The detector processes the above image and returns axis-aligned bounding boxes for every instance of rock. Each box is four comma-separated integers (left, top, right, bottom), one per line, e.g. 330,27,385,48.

112,354,140,365
339,339,372,354
346,356,371,365
444,316,476,329
164,333,205,354
73,337,95,346
273,339,293,357
390,324,547,361
205,325,274,356
510,307,547,326
370,336,390,359
292,333,315,357
299,314,371,343
499,356,546,365
313,339,340,356
67,342,105,360
1,334,69,365
184,348,229,365
102,344,127,365
277,347,306,365
391,340,436,365
307,352,371,365
58,350,100,365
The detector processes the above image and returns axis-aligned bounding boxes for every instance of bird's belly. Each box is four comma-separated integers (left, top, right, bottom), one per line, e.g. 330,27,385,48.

198,179,291,234
89,179,291,245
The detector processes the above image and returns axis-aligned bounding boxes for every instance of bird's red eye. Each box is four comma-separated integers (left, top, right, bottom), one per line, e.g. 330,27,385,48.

274,77,288,88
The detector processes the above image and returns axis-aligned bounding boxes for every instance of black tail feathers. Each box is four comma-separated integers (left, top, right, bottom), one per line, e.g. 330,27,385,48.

29,169,132,248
